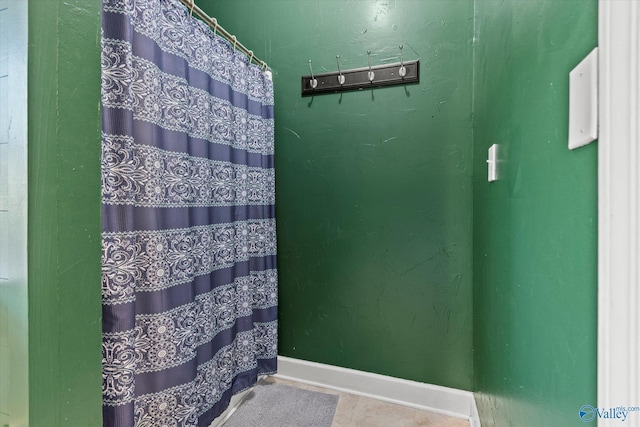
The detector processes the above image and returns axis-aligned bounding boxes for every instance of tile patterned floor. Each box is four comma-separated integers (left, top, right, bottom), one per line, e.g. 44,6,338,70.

263,376,470,427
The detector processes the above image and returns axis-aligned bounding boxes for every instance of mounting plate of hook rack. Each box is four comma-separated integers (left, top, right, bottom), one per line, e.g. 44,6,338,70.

301,60,419,97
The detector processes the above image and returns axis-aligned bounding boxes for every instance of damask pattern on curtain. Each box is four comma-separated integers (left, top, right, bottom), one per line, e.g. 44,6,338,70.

100,1,277,426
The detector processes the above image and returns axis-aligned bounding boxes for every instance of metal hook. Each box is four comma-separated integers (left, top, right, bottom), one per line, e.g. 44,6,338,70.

336,55,345,85
399,44,407,78
231,35,238,50
249,50,254,64
189,0,195,17
308,60,318,89
211,17,218,36
367,51,375,82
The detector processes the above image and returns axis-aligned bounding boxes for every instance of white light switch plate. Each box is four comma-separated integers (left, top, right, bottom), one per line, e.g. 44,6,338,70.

487,144,499,182
568,47,598,150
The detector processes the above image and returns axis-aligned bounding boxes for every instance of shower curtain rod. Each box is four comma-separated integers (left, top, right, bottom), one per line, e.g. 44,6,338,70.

179,0,269,71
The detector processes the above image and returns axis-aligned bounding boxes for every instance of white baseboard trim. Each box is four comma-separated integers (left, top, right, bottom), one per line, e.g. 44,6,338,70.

275,356,481,426
469,393,481,427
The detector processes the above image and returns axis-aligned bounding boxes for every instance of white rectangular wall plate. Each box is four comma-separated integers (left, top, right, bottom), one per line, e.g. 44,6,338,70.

568,47,598,150
487,144,499,182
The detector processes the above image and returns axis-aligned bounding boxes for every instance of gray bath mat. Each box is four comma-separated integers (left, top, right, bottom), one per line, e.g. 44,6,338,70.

223,382,339,427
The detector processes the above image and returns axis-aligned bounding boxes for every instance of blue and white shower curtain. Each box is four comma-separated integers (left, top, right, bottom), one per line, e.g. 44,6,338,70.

100,0,277,425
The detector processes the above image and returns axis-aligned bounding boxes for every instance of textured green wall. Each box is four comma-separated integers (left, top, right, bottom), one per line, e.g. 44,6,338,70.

28,0,103,425
209,0,475,390
472,1,598,426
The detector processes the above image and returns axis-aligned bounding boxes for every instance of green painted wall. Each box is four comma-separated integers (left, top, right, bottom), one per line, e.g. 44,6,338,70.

209,0,475,390
28,0,103,425
472,1,598,426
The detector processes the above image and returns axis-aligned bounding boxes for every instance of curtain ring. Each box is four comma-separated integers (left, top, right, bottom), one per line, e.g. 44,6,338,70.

189,0,195,17
211,17,217,36
231,35,238,50
248,50,254,64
